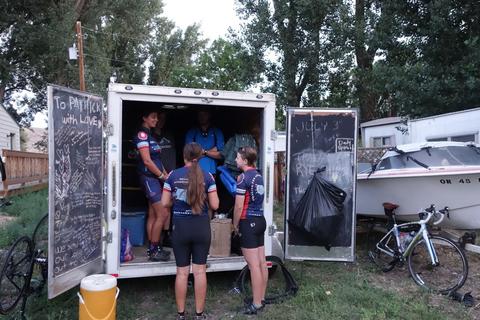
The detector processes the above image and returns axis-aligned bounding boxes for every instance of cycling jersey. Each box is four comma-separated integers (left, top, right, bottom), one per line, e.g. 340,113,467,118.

236,168,264,219
163,166,216,217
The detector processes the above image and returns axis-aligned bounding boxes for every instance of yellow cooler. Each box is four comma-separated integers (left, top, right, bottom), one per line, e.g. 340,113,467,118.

78,274,119,320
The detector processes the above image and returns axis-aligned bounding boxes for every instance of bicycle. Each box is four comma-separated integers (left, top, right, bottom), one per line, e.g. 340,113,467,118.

0,213,48,318
368,203,468,294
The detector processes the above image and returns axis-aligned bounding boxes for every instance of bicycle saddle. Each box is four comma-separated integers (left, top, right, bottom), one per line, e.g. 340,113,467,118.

382,202,399,217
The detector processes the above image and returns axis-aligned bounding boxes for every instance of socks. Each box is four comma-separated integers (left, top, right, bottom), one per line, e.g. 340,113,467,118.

177,311,185,316
195,311,203,316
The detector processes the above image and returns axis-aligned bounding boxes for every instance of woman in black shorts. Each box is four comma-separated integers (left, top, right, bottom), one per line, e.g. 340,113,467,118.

233,147,267,315
161,142,219,320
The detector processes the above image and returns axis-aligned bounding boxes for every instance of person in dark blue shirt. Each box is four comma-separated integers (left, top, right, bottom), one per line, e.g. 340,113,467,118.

134,109,170,262
161,142,219,320
233,147,267,315
185,109,224,176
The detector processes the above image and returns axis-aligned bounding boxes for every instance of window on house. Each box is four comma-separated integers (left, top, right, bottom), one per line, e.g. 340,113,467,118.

451,134,475,142
428,134,476,143
372,136,392,147
427,137,448,142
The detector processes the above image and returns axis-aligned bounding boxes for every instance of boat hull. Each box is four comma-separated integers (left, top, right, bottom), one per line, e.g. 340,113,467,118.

356,171,480,229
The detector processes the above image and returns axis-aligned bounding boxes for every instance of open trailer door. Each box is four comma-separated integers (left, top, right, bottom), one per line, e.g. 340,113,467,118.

47,85,105,298
284,108,358,261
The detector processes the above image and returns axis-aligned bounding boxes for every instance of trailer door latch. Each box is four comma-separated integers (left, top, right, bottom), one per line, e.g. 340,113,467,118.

103,231,113,243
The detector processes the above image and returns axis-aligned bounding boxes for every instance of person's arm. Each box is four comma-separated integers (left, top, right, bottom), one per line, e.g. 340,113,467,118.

204,147,222,160
233,173,246,232
161,174,174,208
138,148,166,180
233,195,244,233
208,191,219,211
204,128,224,159
206,173,219,211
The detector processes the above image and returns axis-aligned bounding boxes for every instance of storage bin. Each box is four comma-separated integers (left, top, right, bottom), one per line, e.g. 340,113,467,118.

121,211,146,246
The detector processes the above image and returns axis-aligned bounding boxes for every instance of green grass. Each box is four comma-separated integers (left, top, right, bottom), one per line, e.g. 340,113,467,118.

0,191,473,319
0,189,48,248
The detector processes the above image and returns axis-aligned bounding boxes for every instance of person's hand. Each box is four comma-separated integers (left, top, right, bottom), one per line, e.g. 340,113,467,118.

202,149,208,157
158,172,166,181
233,224,239,235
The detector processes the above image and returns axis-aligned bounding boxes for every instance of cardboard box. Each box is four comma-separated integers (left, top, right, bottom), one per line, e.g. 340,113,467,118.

210,218,232,257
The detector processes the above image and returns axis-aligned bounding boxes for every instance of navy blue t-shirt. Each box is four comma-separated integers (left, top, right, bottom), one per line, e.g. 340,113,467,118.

164,166,217,217
236,168,264,219
133,127,164,176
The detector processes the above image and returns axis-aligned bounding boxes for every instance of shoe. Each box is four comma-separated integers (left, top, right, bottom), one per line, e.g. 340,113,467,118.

176,313,186,320
149,248,171,262
194,313,207,320
243,303,263,315
244,297,267,308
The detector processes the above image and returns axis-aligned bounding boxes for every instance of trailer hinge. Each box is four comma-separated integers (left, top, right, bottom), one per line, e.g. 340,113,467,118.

104,231,113,243
268,225,277,236
105,123,114,136
271,130,278,141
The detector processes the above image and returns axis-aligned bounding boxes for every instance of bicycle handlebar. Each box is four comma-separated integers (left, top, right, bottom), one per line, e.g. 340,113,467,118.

418,205,447,225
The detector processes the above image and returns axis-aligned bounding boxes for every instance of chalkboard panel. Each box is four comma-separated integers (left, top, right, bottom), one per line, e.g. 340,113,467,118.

48,85,104,298
285,108,358,261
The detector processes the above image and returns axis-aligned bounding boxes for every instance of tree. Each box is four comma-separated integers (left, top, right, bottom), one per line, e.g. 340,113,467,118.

236,0,352,129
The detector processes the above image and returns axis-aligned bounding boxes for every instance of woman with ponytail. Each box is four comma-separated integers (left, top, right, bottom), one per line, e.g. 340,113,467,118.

161,142,219,320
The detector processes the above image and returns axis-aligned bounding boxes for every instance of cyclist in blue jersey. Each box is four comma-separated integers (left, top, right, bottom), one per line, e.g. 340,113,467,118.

161,142,219,320
233,147,267,315
134,109,170,262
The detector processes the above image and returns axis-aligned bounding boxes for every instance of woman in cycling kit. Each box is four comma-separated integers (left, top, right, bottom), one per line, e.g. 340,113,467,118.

233,147,267,315
134,109,170,262
161,142,219,320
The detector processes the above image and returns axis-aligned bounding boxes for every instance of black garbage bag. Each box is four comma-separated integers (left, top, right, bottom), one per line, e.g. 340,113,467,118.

288,167,347,250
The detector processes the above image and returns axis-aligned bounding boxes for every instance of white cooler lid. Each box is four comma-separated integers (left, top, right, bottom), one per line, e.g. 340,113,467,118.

80,274,117,291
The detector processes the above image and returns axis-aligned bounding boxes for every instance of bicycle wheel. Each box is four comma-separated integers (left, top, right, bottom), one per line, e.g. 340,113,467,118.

368,230,398,272
407,235,468,293
0,236,34,315
31,214,48,292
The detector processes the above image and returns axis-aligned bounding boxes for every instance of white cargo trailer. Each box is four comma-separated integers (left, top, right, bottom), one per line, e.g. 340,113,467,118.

47,84,358,299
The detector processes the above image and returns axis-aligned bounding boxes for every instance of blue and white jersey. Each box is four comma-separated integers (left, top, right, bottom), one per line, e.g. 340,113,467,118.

236,168,264,219
133,127,164,176
164,166,217,217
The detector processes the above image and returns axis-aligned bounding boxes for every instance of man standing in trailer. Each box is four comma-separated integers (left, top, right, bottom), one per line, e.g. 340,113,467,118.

185,109,224,177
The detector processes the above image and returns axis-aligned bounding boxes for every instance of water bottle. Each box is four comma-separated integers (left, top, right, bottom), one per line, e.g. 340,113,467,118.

404,232,415,248
399,232,407,252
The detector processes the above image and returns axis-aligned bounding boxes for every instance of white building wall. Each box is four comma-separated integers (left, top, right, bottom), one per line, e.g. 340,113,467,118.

362,123,409,147
0,106,21,151
409,108,480,143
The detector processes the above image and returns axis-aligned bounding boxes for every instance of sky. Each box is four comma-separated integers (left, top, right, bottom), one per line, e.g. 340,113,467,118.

162,0,240,41
30,0,241,128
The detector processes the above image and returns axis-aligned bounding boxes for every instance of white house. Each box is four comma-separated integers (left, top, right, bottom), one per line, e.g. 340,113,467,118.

361,107,480,147
0,105,21,151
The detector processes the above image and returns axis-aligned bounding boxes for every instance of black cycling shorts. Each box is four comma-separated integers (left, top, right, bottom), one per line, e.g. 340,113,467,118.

171,215,211,267
239,216,266,249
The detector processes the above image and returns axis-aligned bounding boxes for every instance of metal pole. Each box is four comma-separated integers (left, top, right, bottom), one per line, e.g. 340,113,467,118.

76,21,85,91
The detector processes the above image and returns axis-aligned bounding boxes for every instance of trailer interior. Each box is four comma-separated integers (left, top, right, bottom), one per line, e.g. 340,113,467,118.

120,100,265,265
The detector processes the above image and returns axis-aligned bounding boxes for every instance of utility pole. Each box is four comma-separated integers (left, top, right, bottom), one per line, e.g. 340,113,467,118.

76,21,86,91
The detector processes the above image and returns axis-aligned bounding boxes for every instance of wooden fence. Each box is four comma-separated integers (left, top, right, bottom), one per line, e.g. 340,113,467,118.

1,149,48,197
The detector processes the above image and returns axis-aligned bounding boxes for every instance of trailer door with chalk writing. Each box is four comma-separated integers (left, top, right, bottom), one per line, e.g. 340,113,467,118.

284,108,358,261
47,85,105,299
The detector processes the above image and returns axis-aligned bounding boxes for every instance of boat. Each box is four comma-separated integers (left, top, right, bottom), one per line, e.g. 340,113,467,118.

356,141,480,229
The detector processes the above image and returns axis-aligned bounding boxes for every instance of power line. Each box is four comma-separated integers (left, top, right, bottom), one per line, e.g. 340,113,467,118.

81,25,150,43
83,52,144,66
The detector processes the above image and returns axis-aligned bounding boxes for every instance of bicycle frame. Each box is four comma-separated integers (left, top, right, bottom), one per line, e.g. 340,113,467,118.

376,219,439,265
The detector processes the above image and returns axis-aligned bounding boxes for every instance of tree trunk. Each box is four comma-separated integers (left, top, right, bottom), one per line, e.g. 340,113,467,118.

354,0,378,121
